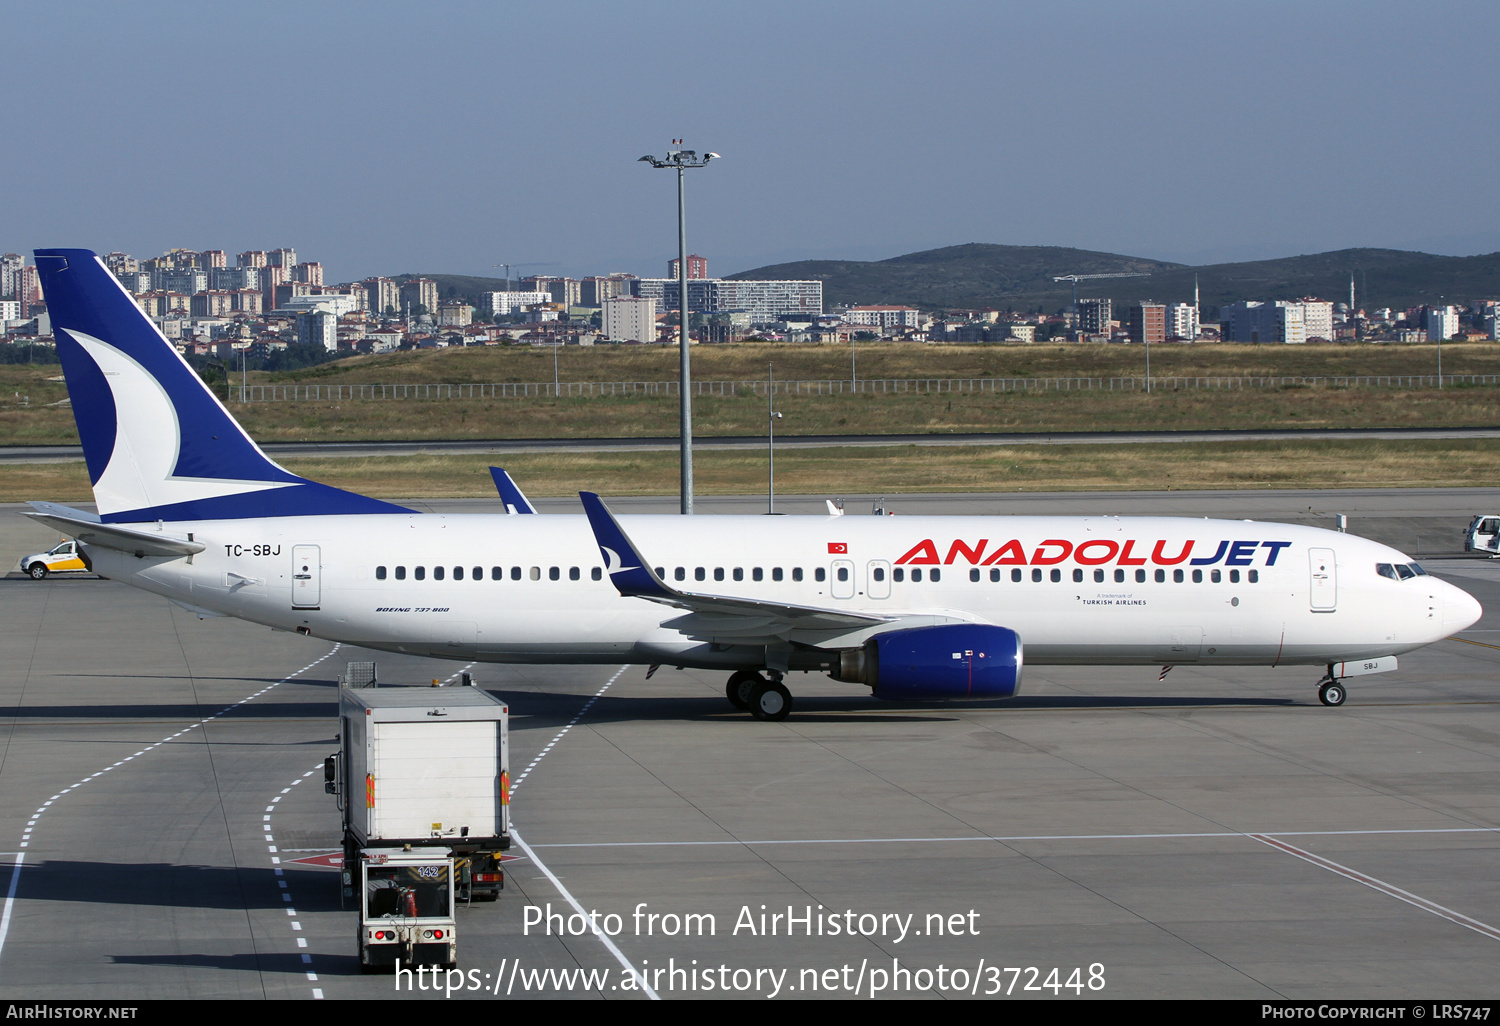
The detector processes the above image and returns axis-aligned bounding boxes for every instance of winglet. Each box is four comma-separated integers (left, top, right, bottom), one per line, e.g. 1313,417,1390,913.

578,492,675,600
489,467,537,514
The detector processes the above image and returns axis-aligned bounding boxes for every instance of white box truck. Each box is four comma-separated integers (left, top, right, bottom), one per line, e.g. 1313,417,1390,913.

326,683,510,971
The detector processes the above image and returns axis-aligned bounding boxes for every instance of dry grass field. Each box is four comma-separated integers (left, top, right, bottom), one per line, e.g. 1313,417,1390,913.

6,438,1500,504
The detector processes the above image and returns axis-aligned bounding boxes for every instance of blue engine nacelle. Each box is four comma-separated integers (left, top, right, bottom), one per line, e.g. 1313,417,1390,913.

832,624,1023,701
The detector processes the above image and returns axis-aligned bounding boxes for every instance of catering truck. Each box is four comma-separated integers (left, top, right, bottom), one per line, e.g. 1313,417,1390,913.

325,681,511,970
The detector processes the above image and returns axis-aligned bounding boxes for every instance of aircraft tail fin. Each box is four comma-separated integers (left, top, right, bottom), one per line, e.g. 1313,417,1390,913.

34,249,411,523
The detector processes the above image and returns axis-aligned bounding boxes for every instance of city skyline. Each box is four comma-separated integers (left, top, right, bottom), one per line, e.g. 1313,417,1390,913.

5,2,1500,285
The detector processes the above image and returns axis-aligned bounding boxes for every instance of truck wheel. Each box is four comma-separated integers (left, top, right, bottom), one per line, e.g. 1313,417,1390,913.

27,563,47,580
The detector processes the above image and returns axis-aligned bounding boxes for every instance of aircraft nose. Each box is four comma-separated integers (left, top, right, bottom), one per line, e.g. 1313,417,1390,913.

1441,580,1483,635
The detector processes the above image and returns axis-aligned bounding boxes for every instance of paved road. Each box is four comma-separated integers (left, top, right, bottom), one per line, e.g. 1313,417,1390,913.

5,424,1500,463
1,493,1498,999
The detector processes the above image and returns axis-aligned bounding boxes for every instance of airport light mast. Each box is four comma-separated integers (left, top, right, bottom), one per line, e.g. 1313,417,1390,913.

639,143,720,514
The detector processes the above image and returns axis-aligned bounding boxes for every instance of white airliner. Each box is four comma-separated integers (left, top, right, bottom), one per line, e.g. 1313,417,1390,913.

24,249,1482,719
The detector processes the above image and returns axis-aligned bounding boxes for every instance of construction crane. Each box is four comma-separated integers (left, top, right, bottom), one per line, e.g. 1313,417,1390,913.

492,262,560,291
1052,272,1151,334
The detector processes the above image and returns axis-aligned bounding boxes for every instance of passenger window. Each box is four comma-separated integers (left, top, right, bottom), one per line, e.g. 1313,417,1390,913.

1248,570,1259,583
1192,569,1202,583
376,566,387,580
714,568,724,582
970,569,980,582
911,569,922,582
1093,569,1104,583
1049,569,1060,583
396,566,406,580
473,566,481,580
894,568,905,582
752,568,763,581
675,567,686,581
592,567,602,581
1114,569,1125,583
874,567,886,582
836,566,848,582
511,566,522,581
1074,569,1084,583
530,567,540,580
415,566,426,581
549,567,560,581
1229,570,1240,583
569,567,580,581
1135,569,1146,583
733,568,743,582
492,567,502,580
695,567,706,582
1154,569,1165,583
1032,568,1042,582
437,566,448,581
772,568,784,582
815,568,826,582
1211,569,1221,583
792,568,803,582
991,569,1002,582
1173,569,1183,583
453,567,463,581
930,568,941,582
1012,569,1023,582
655,567,664,578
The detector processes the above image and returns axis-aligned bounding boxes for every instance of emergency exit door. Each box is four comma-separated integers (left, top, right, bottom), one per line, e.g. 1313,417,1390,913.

292,545,321,609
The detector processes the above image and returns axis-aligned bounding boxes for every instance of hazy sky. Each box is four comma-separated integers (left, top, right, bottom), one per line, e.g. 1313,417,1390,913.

6,1,1499,283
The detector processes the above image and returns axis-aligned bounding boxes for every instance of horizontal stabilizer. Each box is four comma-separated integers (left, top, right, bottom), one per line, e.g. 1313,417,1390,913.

24,503,204,557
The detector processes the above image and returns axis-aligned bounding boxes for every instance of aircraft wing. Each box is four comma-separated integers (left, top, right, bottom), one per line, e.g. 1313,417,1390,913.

489,467,537,514
24,501,205,558
578,491,894,639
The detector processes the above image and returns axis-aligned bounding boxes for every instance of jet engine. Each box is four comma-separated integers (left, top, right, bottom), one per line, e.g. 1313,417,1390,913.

832,624,1023,700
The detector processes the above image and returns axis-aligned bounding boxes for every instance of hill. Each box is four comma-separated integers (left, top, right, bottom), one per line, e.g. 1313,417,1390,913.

727,243,1500,313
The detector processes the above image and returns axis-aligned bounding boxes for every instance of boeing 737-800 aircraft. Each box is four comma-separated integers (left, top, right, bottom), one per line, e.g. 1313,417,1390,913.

23,249,1483,719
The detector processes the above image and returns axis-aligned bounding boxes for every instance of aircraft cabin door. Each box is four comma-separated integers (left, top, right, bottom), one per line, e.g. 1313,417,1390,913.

292,544,321,610
1309,547,1337,612
830,559,855,599
867,560,891,600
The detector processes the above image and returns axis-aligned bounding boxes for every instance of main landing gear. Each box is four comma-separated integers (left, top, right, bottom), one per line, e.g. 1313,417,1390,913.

1316,665,1347,707
725,670,792,721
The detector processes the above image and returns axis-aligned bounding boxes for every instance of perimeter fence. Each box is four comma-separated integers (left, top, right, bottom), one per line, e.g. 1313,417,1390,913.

228,374,1500,403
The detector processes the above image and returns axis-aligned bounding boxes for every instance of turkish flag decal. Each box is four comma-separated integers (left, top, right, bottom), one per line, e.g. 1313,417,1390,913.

828,542,848,554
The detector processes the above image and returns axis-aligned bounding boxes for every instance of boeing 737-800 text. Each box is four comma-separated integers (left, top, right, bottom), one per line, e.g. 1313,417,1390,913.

23,249,1482,719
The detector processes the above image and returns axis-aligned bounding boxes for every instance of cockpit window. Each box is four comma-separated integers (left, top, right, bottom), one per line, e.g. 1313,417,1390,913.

1378,562,1427,580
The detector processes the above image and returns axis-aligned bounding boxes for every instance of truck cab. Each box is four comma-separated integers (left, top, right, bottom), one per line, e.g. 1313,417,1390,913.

359,848,457,971
1464,515,1500,554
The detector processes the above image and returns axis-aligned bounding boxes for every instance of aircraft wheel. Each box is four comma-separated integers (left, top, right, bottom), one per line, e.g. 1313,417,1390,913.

27,563,47,580
748,680,792,721
1318,681,1346,707
726,670,762,710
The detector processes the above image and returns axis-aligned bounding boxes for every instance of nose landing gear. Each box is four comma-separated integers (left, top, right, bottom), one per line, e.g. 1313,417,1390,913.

1316,665,1347,707
724,670,793,721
